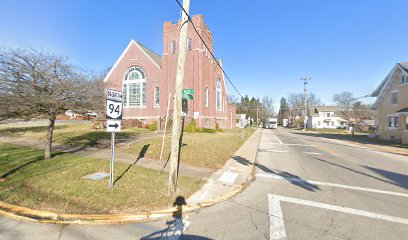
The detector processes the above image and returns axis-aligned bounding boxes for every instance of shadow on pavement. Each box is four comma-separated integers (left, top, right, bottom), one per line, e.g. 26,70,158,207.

290,132,408,156
364,166,408,190
140,196,213,240
233,155,320,191
310,156,408,189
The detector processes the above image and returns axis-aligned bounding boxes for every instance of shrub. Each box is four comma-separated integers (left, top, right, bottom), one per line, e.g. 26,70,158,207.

144,124,151,129
202,128,216,133
150,121,158,131
122,119,144,129
185,119,198,132
215,123,224,132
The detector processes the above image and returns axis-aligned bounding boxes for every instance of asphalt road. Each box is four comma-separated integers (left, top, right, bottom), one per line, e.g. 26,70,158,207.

1,128,408,239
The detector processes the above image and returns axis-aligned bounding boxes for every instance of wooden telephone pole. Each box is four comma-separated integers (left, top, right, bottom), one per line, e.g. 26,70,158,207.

168,0,190,196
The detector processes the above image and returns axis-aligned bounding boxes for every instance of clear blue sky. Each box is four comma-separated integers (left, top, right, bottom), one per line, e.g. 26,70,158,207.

1,0,407,106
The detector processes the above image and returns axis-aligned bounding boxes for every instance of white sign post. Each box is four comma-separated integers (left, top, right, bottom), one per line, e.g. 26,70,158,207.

106,89,123,189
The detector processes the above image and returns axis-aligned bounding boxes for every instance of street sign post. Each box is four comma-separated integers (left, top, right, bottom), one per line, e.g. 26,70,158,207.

106,89,123,189
182,89,194,100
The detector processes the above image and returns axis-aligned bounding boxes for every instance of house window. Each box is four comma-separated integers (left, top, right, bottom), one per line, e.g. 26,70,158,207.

318,121,321,126
216,79,222,111
205,87,209,108
394,116,399,128
171,41,176,54
391,91,398,104
401,76,405,84
388,116,393,127
388,116,399,128
154,87,160,107
331,121,334,126
327,113,331,117
123,66,146,107
187,38,192,51
405,116,408,130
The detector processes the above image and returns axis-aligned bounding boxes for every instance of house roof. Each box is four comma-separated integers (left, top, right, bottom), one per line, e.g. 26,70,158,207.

309,106,342,116
396,107,408,114
371,62,408,97
136,41,162,67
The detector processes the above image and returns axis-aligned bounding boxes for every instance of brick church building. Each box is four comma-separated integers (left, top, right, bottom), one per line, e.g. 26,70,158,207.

104,15,236,129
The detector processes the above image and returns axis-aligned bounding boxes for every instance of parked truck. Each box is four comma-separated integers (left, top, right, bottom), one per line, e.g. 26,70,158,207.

267,117,278,129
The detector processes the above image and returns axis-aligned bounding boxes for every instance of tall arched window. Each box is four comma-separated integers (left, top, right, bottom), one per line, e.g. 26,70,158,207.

187,38,192,51
205,87,209,107
154,87,160,107
216,79,222,111
171,41,176,54
123,66,146,107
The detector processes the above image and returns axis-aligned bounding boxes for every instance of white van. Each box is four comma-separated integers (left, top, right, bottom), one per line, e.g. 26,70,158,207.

268,118,278,129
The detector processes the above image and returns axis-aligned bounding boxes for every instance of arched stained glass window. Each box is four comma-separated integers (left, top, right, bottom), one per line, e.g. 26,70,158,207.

123,66,146,107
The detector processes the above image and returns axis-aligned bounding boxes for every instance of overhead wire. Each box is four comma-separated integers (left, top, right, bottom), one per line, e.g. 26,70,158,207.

175,0,242,98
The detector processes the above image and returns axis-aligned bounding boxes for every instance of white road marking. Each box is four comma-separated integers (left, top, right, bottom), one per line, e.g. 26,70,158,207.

259,149,288,153
268,193,408,225
268,143,315,147
257,173,408,198
198,191,209,201
162,215,191,239
303,152,323,155
273,134,283,144
217,171,238,184
268,194,287,240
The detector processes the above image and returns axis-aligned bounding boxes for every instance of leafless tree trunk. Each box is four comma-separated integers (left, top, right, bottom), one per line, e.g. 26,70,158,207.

44,115,56,159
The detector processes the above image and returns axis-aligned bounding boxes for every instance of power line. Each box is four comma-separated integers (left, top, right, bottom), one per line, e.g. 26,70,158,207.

175,0,242,98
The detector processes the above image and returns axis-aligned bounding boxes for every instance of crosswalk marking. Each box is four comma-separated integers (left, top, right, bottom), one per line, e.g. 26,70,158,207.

258,173,408,198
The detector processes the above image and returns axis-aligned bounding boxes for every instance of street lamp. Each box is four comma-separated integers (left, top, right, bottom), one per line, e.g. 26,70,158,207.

300,77,311,131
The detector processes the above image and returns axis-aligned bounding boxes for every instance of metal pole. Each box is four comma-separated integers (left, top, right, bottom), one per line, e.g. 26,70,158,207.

160,93,172,170
256,107,259,127
301,77,311,131
110,131,115,189
168,0,190,196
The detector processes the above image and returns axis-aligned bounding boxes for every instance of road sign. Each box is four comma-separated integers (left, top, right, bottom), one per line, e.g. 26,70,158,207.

106,119,121,132
106,89,123,120
182,89,194,100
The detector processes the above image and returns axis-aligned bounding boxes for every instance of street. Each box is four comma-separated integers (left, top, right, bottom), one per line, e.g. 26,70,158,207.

1,128,408,239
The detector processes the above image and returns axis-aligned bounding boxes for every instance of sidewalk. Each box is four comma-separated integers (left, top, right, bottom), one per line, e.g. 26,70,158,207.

187,128,262,205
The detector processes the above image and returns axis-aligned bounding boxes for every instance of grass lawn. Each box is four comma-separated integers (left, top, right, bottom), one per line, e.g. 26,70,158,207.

0,122,150,148
0,143,204,214
126,128,256,169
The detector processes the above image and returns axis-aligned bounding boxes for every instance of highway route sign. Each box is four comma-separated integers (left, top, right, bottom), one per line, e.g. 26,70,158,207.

106,89,123,120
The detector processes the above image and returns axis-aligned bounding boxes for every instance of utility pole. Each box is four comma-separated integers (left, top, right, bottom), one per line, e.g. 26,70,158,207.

300,77,311,131
256,107,259,127
168,0,190,196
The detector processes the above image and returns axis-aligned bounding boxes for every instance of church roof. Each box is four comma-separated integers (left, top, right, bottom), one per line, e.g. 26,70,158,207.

136,41,162,67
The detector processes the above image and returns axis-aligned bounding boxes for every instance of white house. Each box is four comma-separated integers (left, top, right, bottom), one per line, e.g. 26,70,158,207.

307,106,348,129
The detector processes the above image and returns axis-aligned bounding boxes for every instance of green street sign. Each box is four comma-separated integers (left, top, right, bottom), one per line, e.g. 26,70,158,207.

182,89,194,100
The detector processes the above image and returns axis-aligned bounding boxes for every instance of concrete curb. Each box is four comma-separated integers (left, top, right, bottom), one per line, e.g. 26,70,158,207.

0,129,261,225
0,180,249,225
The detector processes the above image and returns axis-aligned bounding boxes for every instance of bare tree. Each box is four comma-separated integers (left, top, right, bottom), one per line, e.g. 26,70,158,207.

262,96,275,118
0,47,93,159
333,91,356,118
227,94,239,104
287,92,322,116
